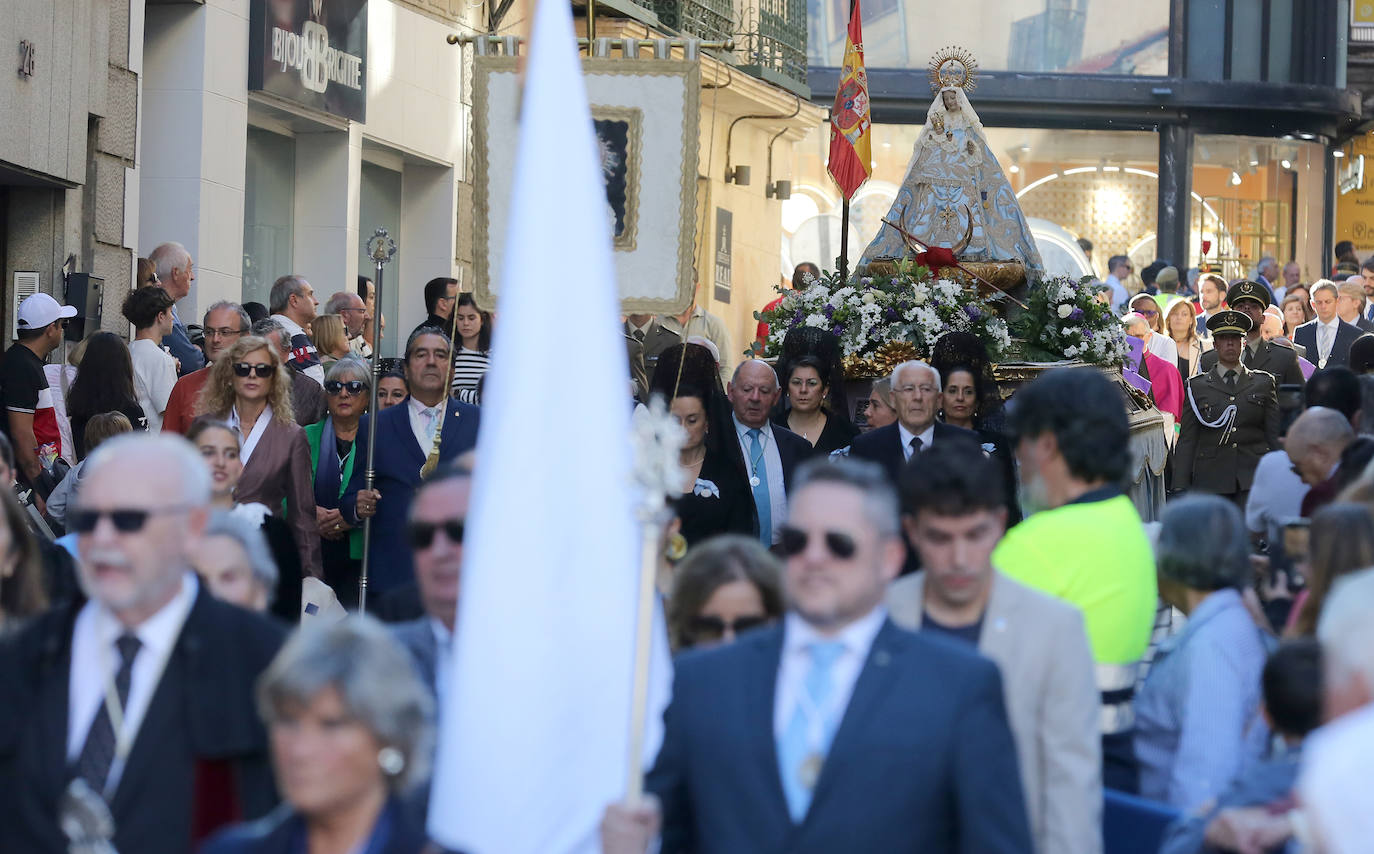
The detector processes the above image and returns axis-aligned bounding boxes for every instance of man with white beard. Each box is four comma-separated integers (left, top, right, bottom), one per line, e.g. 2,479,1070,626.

991,368,1159,794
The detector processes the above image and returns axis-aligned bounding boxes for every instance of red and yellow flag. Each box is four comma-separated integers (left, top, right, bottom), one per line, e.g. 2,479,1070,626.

828,0,871,200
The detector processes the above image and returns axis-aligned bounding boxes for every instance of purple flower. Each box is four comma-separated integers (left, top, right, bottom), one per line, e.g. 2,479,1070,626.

823,304,836,318
885,307,900,320
964,305,981,320
832,324,845,337
793,310,804,324
1069,307,1084,321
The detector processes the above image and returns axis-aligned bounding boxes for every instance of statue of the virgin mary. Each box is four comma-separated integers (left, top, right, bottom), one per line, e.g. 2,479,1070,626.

858,48,1043,276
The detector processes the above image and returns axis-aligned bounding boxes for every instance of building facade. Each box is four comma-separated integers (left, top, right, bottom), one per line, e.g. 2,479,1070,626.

1,0,142,339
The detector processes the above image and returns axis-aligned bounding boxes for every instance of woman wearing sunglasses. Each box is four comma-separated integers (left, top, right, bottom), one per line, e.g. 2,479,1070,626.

196,336,321,604
305,357,371,609
1128,292,1180,368
666,535,783,652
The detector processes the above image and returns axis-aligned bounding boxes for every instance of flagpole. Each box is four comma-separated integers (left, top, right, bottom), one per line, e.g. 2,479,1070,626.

359,227,396,615
839,197,851,281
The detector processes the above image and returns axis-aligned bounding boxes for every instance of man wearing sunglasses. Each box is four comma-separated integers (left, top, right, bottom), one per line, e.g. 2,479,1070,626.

0,434,283,853
390,464,470,708
1105,255,1132,311
3,292,78,512
625,457,1031,853
887,442,1101,854
343,328,480,595
161,301,251,435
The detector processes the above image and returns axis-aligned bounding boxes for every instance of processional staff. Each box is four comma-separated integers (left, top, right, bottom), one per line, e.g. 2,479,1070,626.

359,227,397,615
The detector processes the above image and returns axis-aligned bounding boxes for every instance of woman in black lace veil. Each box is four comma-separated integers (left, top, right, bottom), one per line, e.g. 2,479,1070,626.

931,332,1021,525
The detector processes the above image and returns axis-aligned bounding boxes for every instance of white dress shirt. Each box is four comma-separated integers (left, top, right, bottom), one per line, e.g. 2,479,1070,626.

773,607,887,739
733,414,786,544
897,421,935,461
430,617,454,713
129,338,178,433
227,404,273,466
67,572,199,793
408,397,445,454
1316,317,1340,363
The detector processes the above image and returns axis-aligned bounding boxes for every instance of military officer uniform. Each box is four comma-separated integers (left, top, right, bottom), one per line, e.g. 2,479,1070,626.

1198,280,1306,387
1175,310,1281,507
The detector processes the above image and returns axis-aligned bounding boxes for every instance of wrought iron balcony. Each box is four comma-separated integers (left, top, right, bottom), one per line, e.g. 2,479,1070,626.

653,0,735,46
736,0,808,96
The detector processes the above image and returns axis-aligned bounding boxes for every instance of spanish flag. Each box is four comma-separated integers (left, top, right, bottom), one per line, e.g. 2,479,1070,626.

828,0,871,200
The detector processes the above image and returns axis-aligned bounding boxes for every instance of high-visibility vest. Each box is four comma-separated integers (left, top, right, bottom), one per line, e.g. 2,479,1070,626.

994,494,1157,733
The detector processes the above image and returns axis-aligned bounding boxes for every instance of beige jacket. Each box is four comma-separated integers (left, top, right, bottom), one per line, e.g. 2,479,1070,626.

887,571,1102,854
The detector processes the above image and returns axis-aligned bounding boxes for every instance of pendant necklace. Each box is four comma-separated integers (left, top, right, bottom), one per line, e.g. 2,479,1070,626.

748,431,767,488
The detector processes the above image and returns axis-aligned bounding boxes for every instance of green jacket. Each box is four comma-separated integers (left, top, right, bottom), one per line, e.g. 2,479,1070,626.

304,419,364,561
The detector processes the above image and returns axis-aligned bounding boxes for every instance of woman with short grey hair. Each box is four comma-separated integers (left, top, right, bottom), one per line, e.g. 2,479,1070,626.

201,617,433,853
1133,495,1272,813
193,510,279,613
307,356,372,608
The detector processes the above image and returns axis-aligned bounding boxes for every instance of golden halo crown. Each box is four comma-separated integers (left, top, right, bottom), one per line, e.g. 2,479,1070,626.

928,46,979,94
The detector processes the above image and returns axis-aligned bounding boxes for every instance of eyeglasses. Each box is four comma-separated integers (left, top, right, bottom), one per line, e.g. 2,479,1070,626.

232,362,274,378
777,525,858,560
407,519,465,549
69,505,186,534
205,327,245,340
324,380,366,396
687,614,768,642
338,307,367,315
1136,308,1159,317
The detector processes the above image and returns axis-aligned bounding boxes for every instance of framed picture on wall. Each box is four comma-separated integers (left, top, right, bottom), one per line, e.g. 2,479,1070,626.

471,56,700,315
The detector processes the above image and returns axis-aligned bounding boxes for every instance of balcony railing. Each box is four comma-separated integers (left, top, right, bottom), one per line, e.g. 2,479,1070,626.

650,0,808,95
653,0,734,45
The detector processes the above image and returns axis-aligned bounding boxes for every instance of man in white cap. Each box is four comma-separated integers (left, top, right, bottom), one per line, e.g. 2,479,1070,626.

2,292,77,511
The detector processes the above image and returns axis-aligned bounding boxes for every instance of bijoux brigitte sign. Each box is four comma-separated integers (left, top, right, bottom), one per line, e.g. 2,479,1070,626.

249,0,368,122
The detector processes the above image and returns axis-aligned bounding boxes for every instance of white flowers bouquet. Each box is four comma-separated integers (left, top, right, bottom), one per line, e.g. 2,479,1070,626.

1014,275,1131,366
754,267,1012,374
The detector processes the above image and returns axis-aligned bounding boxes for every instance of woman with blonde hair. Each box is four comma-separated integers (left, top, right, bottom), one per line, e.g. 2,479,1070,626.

1164,296,1210,378
196,335,321,584
310,314,350,369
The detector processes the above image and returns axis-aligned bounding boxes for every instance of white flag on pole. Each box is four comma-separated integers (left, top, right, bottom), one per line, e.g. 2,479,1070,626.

425,0,671,850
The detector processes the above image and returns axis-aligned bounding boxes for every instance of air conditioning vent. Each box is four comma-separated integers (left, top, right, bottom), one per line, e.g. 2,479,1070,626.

11,272,39,341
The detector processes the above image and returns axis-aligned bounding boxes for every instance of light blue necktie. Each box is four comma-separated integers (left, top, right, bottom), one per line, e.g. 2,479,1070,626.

777,640,846,822
748,428,771,546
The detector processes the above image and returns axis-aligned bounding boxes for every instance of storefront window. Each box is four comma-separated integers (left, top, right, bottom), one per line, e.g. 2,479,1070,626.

808,0,1169,75
1190,134,1324,282
242,128,296,308
358,162,402,358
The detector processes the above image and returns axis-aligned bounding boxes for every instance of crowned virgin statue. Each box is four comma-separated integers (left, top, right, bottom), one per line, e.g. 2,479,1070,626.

859,48,1043,277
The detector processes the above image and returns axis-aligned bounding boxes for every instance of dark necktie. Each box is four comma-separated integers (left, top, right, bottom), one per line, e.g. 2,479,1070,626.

908,436,923,457
1224,369,1237,389
632,328,646,343
74,633,142,795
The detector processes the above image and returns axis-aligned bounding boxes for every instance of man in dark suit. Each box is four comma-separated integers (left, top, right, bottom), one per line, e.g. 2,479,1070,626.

1175,311,1281,507
625,314,682,377
606,457,1032,853
390,464,470,706
1200,281,1305,386
0,435,284,854
726,359,813,546
1293,281,1364,369
148,241,207,375
346,328,481,594
848,360,978,484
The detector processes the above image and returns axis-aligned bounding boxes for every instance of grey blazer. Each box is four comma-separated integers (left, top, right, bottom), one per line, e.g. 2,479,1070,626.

887,571,1103,854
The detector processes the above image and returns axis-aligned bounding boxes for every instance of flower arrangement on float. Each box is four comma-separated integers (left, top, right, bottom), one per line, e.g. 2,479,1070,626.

753,263,1013,379
1013,275,1132,366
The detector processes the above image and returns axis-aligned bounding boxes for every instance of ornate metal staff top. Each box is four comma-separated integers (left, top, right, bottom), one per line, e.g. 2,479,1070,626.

358,227,397,615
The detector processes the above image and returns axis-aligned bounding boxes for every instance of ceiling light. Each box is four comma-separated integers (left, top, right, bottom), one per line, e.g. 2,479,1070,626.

1334,150,1347,158
1281,159,1292,169
1009,164,1020,174
1230,171,1242,186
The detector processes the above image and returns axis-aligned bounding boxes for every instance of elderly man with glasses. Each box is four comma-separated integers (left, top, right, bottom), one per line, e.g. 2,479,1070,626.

161,301,251,435
0,434,284,852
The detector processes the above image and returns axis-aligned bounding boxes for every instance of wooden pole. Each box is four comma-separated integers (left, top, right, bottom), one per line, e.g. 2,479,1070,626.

623,520,661,803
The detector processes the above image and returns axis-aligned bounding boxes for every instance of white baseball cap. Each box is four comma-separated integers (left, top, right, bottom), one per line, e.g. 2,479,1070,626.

16,292,78,332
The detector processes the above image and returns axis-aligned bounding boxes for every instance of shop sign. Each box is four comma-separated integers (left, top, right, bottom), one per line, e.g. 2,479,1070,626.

714,209,733,304
249,0,367,122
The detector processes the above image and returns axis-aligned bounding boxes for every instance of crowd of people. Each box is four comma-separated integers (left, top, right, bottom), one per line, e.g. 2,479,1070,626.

2,246,1374,854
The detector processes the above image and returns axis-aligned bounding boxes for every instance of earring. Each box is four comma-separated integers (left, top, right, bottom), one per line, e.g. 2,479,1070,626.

665,532,688,562
377,746,405,777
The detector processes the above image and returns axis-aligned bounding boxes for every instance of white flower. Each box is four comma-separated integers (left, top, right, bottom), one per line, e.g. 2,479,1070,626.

1057,304,1074,319
861,291,876,305
804,313,827,328
911,284,929,305
831,286,856,302
1056,283,1075,303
